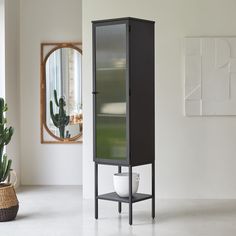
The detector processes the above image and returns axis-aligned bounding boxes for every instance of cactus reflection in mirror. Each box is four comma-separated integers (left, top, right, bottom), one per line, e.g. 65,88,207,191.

50,90,70,139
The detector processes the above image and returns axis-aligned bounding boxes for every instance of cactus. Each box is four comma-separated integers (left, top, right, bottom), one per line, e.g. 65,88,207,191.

50,90,70,139
0,98,14,184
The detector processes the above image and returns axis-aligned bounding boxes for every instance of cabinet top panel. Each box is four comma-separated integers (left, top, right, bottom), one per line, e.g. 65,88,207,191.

92,17,155,24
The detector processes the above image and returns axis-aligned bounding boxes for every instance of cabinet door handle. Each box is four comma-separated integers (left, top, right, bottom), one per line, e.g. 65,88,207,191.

92,91,99,95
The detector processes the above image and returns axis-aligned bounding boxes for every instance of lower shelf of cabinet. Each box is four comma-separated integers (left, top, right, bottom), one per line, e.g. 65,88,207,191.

97,192,152,203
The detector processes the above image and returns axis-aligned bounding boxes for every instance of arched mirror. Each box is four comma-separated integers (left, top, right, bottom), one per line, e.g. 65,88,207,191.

40,43,82,143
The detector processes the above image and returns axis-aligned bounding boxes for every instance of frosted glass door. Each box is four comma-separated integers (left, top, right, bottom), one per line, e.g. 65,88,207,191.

95,23,127,160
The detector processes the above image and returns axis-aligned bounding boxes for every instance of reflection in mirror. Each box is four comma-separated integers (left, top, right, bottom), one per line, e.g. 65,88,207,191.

41,43,82,143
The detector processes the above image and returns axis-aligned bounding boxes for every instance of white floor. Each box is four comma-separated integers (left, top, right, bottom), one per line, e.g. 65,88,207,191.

1,186,236,236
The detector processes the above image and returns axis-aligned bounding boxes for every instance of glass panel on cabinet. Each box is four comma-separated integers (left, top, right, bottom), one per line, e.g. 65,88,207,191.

95,23,127,160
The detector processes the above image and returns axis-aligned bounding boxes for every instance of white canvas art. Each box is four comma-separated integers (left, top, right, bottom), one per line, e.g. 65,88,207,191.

184,37,236,116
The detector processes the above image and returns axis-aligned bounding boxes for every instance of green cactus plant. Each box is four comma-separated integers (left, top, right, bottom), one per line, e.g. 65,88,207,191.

50,90,70,139
0,98,14,184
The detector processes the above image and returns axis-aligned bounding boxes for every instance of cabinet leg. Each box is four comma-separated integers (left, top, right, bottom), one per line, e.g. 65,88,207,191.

118,166,122,213
152,162,155,219
118,202,122,214
129,166,133,225
95,163,98,219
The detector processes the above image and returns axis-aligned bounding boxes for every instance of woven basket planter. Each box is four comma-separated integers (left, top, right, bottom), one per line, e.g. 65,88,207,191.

0,184,19,222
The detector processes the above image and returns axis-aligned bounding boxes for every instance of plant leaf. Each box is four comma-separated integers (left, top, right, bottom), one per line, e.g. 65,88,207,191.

2,159,12,182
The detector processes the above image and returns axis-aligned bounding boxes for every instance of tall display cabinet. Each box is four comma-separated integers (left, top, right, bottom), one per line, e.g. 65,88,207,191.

92,17,155,225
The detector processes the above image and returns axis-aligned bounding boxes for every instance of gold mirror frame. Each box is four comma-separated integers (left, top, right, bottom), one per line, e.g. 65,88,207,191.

40,42,83,144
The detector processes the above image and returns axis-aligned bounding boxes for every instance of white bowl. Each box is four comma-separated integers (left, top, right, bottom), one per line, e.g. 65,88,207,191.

113,172,140,197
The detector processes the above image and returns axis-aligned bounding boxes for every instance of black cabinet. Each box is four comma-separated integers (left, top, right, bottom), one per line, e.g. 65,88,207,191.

92,17,155,225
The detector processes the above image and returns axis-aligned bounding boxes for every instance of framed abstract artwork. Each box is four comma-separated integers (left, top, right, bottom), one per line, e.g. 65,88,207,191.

184,37,236,116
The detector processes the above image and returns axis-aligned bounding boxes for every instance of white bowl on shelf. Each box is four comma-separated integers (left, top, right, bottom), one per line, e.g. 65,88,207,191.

113,172,140,197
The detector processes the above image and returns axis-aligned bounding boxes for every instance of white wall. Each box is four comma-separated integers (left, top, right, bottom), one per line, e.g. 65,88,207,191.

0,0,4,97
83,0,236,199
20,0,83,185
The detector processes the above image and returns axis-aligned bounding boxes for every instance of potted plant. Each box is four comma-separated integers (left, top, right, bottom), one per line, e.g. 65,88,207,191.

0,97,18,222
